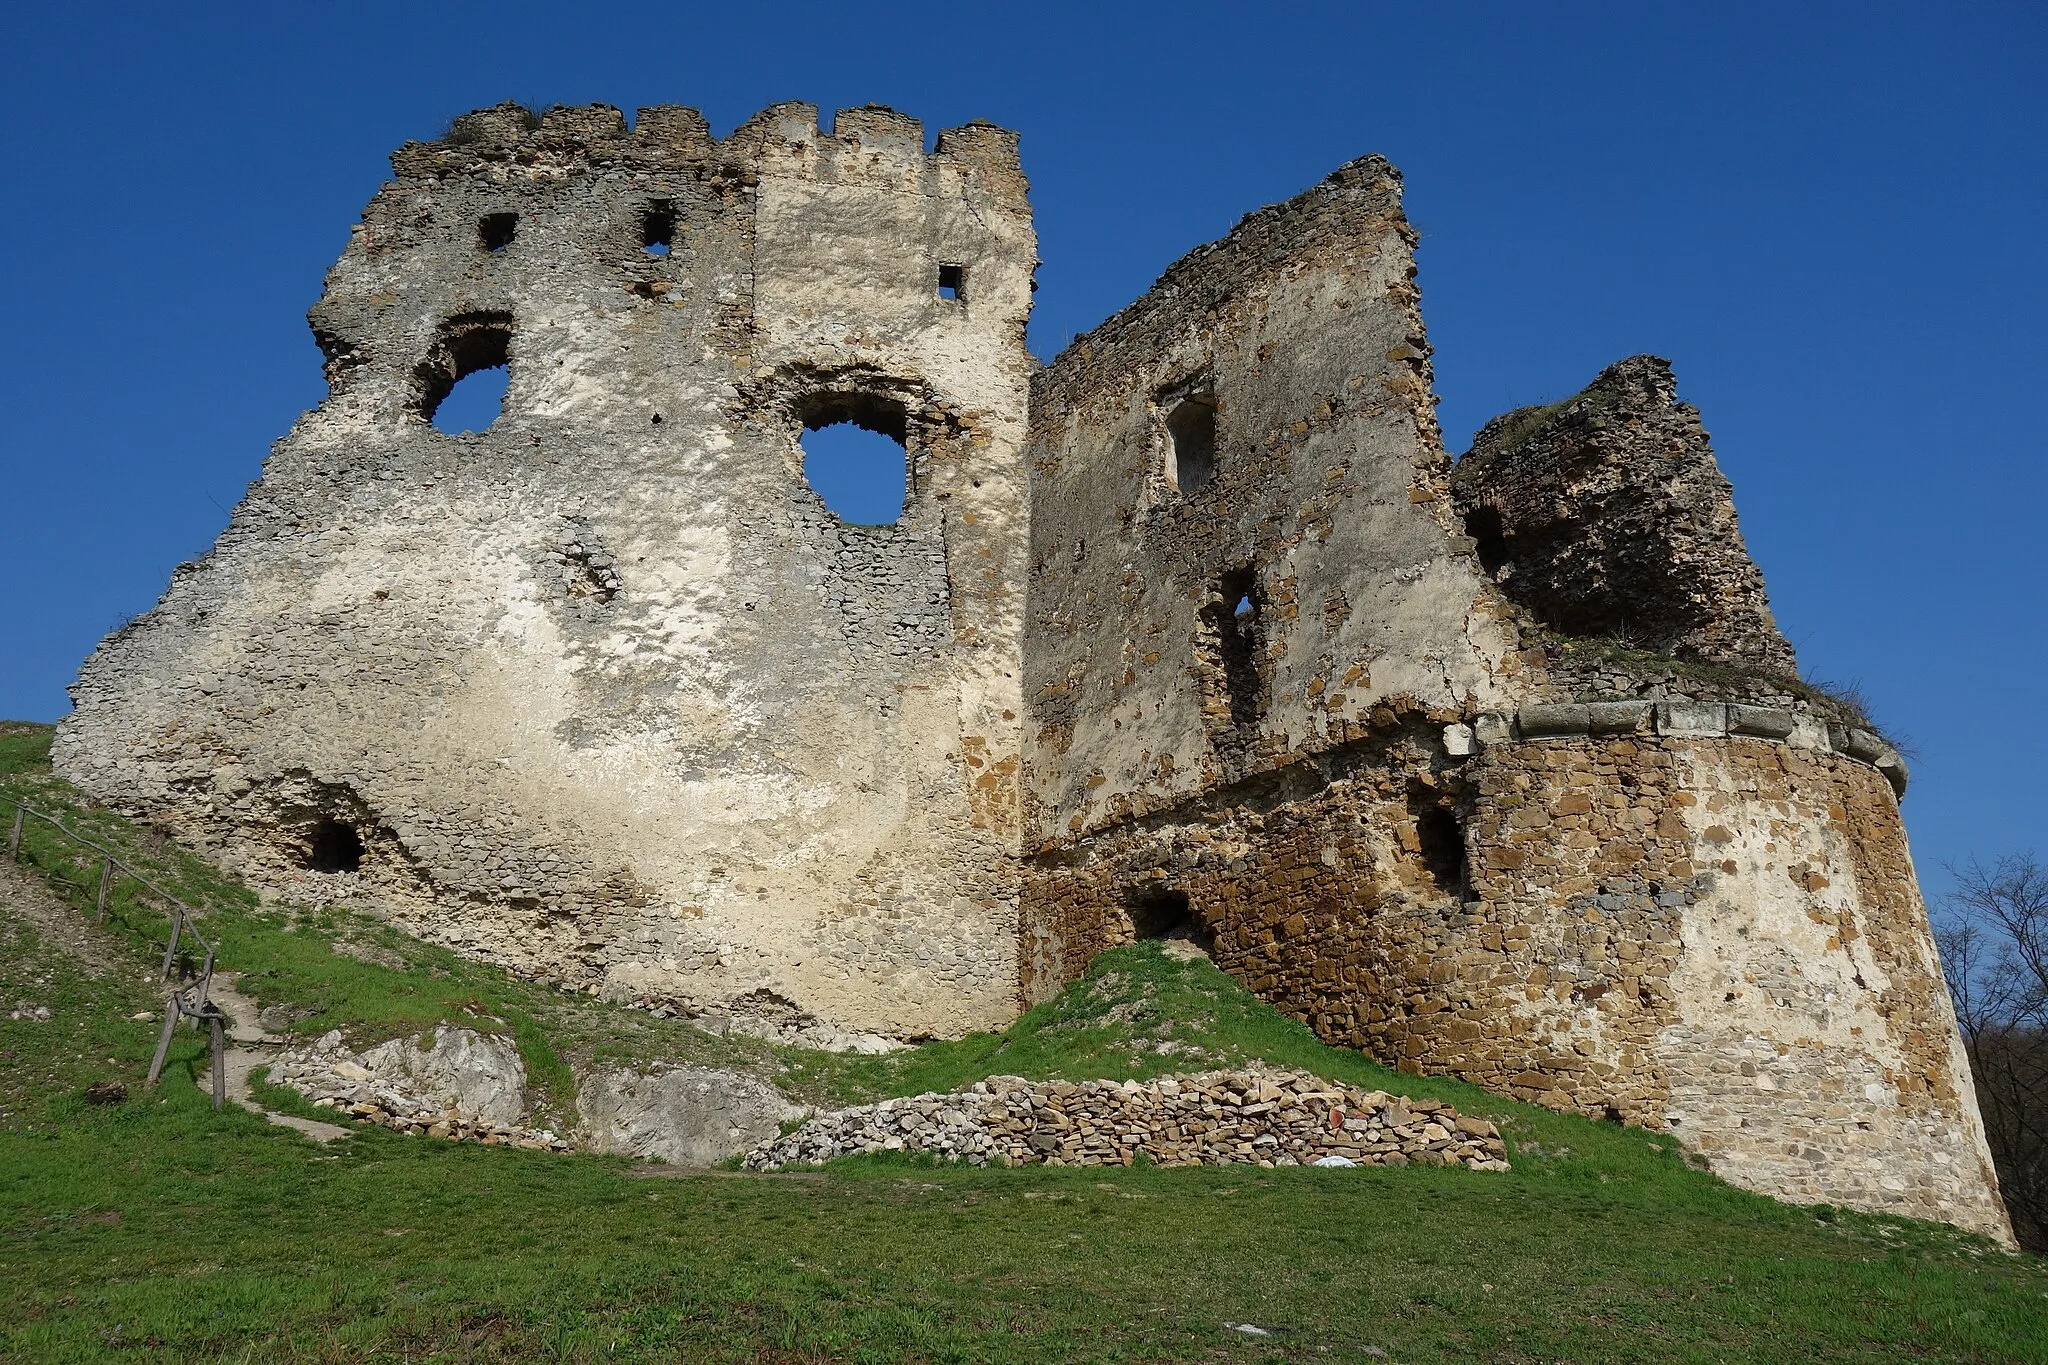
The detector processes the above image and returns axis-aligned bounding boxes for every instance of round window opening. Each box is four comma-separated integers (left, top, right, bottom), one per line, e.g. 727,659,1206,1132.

797,392,910,526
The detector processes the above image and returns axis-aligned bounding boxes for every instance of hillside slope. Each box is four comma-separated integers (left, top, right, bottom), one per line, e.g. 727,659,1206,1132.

1,721,2042,1363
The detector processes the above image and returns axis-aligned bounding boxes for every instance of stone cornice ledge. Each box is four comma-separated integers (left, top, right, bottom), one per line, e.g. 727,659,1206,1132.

1443,702,1908,798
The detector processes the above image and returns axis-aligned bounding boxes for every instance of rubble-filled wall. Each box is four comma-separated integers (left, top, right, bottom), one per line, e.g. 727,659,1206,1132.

1022,704,2008,1238
1450,356,1797,675
55,101,1036,1039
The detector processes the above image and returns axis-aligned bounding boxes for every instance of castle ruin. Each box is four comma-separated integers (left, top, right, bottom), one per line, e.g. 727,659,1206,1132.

54,101,2011,1241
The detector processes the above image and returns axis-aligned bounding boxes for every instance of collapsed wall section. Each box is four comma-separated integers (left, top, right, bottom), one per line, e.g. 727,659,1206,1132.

1021,156,1521,849
1450,356,1797,676
55,101,1037,1039
1017,159,2006,1240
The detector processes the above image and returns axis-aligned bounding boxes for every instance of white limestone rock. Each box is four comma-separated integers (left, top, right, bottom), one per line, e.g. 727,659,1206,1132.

576,1065,808,1166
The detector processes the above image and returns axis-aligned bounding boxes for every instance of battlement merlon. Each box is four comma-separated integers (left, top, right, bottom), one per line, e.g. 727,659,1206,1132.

387,101,1027,206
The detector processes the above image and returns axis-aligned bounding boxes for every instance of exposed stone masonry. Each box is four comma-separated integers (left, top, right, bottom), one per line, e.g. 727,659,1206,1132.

744,1069,1509,1172
55,99,2010,1241
1451,356,1797,675
58,99,1036,1041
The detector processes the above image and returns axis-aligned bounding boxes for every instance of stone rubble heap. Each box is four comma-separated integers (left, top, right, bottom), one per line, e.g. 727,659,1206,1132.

744,1069,1511,1172
269,1031,571,1152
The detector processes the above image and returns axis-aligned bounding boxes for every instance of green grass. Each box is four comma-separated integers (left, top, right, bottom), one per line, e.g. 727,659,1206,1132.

2,721,2044,1362
1469,397,1573,458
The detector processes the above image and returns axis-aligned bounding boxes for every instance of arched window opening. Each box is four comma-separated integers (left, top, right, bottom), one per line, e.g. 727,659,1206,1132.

797,391,911,526
416,314,513,435
641,202,675,257
1199,563,1264,734
306,818,363,874
432,367,508,434
1167,394,1219,494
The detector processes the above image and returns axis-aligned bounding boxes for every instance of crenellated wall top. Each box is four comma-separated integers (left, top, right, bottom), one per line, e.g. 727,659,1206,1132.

389,101,1026,205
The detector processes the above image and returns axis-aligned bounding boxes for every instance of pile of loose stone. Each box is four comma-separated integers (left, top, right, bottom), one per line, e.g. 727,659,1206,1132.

744,1068,1510,1172
267,1034,571,1152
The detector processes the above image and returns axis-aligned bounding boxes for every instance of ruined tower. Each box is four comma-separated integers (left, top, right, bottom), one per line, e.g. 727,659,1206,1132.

57,102,1038,1040
55,102,2011,1241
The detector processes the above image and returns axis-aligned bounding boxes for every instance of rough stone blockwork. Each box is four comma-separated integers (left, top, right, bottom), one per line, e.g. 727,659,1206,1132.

1450,356,1797,675
57,100,2009,1240
745,1069,1509,1171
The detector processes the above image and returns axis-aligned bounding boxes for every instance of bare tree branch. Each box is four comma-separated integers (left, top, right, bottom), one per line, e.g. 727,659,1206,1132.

1942,854,2048,1251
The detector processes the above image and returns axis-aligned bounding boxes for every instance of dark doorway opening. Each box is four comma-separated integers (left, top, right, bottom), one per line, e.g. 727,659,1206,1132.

1126,886,1212,952
1412,799,1466,897
307,818,364,874
1463,505,1509,577
478,213,518,253
937,263,965,301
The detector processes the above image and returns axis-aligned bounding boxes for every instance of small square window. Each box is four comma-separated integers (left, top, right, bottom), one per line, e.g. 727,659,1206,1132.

478,213,517,253
641,202,675,257
937,263,966,302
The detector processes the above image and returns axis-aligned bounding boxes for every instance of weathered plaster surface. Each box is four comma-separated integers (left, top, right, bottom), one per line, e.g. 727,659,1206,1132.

56,102,2008,1239
57,102,1034,1038
1022,158,1521,841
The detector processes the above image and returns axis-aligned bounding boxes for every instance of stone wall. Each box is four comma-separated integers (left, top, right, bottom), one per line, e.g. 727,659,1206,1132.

53,104,2010,1241
1020,156,1521,847
56,101,1036,1038
1450,356,1797,675
1021,707,2009,1239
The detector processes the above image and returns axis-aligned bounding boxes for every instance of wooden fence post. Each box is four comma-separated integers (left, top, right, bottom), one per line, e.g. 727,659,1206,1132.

95,857,114,922
208,1015,226,1112
159,909,183,981
6,806,22,861
145,1000,180,1089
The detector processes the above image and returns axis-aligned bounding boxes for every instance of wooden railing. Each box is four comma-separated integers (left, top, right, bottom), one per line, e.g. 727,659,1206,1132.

2,795,227,1108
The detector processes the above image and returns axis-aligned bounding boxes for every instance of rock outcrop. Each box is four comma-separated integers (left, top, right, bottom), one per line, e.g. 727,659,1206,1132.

270,1028,568,1150
355,1025,529,1127
576,1065,808,1165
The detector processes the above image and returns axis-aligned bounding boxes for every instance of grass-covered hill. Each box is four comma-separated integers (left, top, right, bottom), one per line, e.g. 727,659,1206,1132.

1,721,2043,1362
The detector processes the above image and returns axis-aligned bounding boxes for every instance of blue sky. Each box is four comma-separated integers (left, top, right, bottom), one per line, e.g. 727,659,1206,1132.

2,2,2041,896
